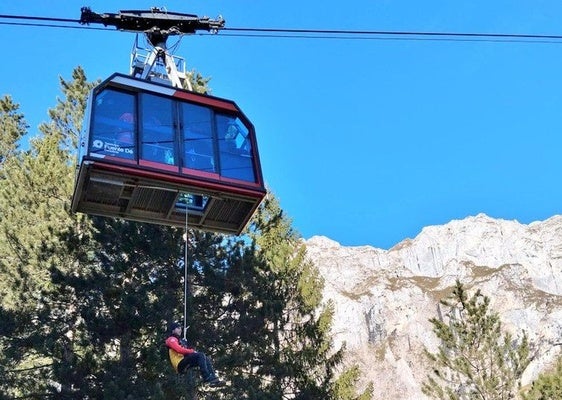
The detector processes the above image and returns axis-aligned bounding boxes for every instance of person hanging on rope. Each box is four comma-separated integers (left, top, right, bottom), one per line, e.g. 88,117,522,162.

165,322,225,387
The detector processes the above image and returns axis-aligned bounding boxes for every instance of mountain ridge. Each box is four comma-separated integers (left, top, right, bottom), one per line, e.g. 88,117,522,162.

305,213,562,399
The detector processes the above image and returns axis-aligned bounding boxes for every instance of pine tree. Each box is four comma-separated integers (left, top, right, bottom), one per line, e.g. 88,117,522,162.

332,365,374,400
0,68,93,310
422,280,530,400
36,68,189,397
34,67,221,398
522,356,562,400
0,95,28,306
0,95,27,165
0,97,33,398
188,195,372,399
0,67,95,397
48,217,186,398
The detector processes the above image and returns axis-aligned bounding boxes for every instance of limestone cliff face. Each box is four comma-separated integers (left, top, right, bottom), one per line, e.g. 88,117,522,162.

305,214,562,399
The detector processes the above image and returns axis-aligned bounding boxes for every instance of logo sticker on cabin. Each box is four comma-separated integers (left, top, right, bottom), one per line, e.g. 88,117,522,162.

104,142,133,155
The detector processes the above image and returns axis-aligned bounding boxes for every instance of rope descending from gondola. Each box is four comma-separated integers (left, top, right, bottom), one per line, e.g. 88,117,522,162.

183,201,189,341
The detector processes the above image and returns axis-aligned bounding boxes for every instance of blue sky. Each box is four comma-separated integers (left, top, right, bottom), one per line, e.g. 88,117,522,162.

2,1,562,249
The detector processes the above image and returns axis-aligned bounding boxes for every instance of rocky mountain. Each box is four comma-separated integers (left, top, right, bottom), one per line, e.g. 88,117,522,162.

305,213,562,399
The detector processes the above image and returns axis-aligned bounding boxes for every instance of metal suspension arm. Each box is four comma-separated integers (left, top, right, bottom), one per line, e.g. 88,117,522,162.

79,7,225,36
80,7,225,89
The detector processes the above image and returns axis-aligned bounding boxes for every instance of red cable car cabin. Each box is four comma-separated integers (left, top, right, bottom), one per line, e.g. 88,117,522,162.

71,73,266,234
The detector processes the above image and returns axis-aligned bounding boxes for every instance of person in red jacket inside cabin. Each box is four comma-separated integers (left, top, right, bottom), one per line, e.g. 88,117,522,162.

165,322,224,387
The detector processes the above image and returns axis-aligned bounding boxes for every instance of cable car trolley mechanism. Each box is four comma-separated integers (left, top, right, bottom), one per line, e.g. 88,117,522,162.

72,8,266,234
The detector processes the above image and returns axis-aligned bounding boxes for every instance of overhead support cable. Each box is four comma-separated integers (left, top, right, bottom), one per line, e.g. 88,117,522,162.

223,26,562,41
1,12,562,44
0,13,79,24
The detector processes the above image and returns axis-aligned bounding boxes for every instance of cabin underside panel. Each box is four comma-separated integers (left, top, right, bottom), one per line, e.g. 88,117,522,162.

71,162,264,235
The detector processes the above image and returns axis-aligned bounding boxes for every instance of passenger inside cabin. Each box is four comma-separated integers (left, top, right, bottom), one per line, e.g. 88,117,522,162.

224,125,239,151
185,142,214,172
222,122,251,155
217,119,255,182
182,103,215,173
118,112,135,145
90,88,136,160
141,94,175,166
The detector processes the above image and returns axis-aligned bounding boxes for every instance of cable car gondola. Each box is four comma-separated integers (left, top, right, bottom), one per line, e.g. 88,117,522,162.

71,73,266,234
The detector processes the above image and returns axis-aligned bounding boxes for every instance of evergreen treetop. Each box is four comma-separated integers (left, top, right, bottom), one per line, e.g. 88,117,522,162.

423,280,530,400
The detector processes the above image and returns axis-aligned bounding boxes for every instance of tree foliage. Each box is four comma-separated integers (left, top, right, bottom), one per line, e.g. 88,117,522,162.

522,356,562,400
0,95,27,165
332,365,374,400
243,195,341,398
183,196,371,399
0,67,96,398
0,68,93,311
423,280,531,400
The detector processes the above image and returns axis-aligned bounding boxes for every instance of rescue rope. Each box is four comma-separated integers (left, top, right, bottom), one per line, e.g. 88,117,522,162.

183,201,189,341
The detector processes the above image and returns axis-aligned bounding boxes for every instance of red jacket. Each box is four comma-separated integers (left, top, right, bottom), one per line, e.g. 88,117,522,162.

166,335,195,371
